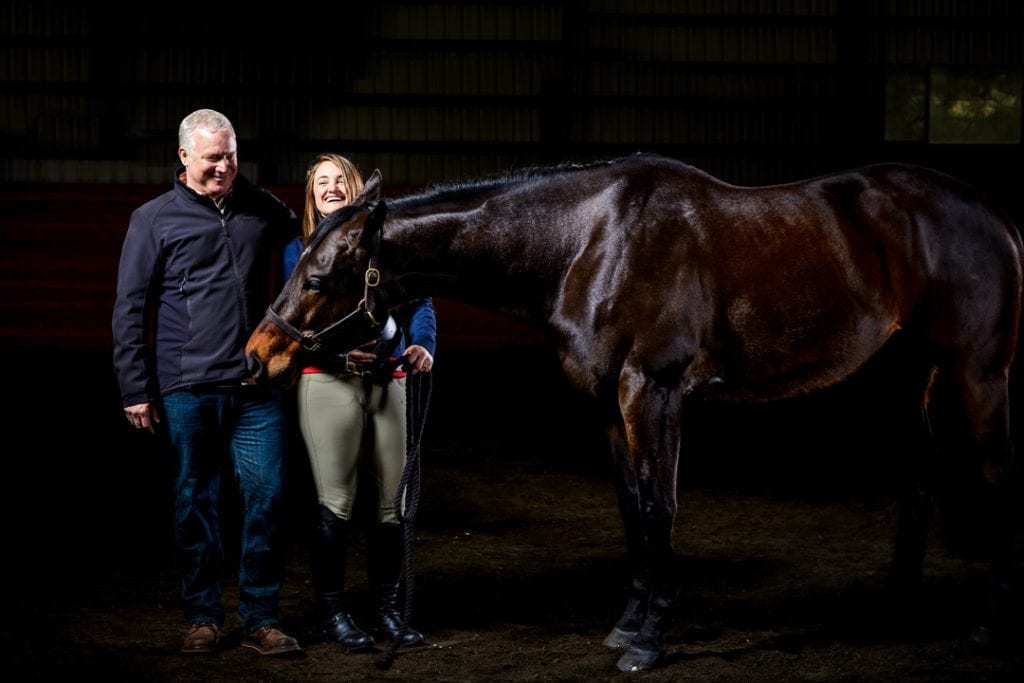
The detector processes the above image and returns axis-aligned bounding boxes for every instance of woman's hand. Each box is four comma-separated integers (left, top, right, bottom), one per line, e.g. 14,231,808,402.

402,344,434,374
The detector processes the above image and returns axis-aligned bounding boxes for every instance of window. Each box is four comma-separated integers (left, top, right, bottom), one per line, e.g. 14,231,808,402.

886,67,1022,144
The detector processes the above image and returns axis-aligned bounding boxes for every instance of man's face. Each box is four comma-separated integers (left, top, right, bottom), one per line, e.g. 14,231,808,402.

178,128,238,200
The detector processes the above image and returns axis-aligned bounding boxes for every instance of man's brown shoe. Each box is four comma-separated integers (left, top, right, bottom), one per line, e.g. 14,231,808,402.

242,624,302,656
181,622,220,654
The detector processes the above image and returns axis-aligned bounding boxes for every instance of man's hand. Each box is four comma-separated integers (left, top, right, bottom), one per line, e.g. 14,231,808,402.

124,401,159,434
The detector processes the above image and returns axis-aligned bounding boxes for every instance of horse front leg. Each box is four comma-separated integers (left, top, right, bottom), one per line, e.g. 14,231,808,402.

615,479,676,673
604,375,683,672
602,422,649,649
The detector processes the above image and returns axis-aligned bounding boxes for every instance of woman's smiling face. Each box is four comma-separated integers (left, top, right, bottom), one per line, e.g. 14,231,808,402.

312,159,351,216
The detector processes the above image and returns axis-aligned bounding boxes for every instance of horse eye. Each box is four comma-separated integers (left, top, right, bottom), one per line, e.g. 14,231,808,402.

302,278,321,292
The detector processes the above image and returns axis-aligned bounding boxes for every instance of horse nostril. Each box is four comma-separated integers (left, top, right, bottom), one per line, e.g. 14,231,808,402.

246,352,265,382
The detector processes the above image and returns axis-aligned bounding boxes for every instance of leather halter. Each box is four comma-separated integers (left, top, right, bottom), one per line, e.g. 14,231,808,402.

264,224,384,357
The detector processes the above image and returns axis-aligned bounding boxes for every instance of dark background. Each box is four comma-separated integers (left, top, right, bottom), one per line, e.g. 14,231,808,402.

2,2,1023,679
3,2,1023,350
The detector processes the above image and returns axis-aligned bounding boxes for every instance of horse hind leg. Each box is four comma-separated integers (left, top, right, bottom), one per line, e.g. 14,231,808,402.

931,361,1015,643
963,376,1014,645
888,364,939,594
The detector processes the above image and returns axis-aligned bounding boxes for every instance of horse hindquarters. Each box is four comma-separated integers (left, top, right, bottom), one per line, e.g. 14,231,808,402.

915,264,1017,634
896,201,1021,640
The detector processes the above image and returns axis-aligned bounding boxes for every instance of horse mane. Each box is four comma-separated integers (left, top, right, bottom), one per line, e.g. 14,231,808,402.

391,152,664,211
306,203,365,251
303,151,671,248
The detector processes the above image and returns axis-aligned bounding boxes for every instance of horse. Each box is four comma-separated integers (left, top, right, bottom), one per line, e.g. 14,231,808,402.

245,152,1021,672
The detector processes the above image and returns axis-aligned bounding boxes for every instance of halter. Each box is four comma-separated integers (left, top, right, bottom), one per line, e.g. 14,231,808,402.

264,224,384,358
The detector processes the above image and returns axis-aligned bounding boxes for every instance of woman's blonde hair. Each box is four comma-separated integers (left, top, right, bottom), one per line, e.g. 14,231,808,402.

301,153,365,243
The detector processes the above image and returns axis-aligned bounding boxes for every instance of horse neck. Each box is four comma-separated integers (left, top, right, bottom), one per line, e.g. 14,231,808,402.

384,198,570,319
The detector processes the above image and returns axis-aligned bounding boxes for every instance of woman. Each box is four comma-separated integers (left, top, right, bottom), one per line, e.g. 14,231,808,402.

284,153,436,650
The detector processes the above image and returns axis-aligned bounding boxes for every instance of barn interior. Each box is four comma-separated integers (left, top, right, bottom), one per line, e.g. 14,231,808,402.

2,3,1022,680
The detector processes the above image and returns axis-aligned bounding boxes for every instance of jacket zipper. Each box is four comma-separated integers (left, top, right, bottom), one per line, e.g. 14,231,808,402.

221,214,251,335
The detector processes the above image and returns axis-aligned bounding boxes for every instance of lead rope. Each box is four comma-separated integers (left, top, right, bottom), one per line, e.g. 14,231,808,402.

376,367,432,669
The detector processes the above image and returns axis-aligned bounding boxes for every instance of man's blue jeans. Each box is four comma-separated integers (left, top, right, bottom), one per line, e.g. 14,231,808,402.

162,386,288,633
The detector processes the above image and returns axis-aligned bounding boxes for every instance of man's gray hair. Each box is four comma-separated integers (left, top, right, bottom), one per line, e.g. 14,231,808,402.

178,109,235,153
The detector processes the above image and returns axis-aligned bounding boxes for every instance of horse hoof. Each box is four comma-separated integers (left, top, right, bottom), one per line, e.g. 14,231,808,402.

602,627,637,649
969,624,1003,647
616,645,663,672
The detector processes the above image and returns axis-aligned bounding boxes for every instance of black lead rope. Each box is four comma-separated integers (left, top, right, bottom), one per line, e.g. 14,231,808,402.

376,367,432,670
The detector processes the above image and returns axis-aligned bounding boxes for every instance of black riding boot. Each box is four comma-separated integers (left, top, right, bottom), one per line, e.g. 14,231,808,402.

311,505,374,650
367,522,426,646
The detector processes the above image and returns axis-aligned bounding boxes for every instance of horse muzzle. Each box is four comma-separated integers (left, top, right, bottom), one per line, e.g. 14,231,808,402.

245,351,267,383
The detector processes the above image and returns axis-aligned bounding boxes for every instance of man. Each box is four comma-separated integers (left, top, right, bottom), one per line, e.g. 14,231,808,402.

112,108,301,657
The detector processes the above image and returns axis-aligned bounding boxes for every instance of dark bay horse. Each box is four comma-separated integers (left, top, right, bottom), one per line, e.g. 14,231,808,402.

246,153,1021,672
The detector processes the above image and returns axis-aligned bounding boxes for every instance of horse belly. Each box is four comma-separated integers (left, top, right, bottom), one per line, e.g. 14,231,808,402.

713,293,899,401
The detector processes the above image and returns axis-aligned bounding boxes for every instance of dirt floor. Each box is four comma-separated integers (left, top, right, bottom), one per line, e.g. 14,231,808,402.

3,349,1022,682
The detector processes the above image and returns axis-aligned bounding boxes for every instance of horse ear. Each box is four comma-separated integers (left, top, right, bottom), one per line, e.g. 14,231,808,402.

345,198,387,251
368,197,387,228
363,199,387,242
355,169,383,206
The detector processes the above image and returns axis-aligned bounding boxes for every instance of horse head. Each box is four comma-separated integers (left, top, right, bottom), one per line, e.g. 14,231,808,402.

245,170,391,386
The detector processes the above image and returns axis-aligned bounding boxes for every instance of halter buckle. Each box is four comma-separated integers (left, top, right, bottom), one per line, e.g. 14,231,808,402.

365,267,381,288
300,332,322,352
